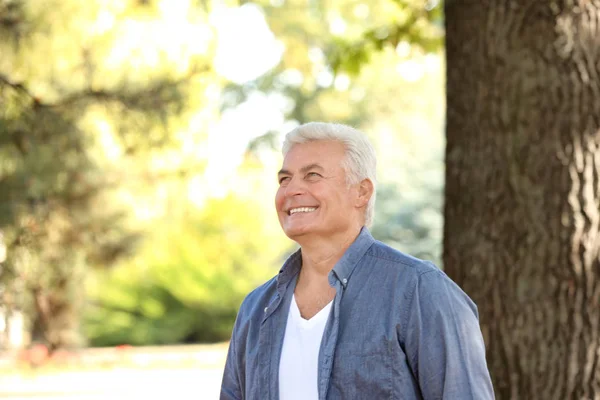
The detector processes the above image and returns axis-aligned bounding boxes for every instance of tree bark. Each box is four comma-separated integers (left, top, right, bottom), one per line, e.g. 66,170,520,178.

444,1,600,398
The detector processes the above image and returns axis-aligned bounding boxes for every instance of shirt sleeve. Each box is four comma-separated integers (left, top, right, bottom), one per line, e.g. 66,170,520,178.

220,317,243,400
403,269,495,399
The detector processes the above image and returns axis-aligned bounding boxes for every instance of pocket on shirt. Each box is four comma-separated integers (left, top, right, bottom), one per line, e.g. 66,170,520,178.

328,349,392,399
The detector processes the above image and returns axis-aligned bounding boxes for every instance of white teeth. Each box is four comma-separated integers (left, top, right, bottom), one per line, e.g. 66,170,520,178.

289,207,317,215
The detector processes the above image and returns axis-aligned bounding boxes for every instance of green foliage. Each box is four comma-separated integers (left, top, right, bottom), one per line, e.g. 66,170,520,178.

327,0,444,74
83,195,291,346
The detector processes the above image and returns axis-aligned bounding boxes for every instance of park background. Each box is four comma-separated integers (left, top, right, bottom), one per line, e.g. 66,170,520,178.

0,0,444,397
2,0,599,399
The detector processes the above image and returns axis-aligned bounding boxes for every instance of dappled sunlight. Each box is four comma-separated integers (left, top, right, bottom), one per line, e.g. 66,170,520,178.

104,2,212,72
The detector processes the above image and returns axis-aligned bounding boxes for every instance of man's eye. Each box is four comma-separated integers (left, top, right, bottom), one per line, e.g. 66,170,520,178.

306,172,321,178
279,176,290,184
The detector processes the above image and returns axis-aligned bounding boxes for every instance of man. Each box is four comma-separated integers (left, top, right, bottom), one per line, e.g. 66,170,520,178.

220,122,494,399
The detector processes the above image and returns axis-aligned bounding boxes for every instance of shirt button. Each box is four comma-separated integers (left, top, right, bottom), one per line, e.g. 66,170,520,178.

264,307,268,313
342,278,348,284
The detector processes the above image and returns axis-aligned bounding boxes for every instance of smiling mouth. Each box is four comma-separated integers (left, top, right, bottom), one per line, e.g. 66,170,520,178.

288,207,318,216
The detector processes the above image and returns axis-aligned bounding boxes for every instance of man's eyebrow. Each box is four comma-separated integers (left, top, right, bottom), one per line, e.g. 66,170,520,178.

300,163,324,173
277,163,324,176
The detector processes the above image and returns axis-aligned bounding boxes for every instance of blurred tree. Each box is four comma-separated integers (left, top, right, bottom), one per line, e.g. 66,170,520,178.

0,0,214,350
443,2,600,398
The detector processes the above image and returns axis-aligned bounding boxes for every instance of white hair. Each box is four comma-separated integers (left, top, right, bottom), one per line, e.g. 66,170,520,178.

282,122,377,227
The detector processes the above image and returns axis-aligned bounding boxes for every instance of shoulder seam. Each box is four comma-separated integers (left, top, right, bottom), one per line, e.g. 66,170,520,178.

366,249,438,274
365,252,417,268
417,268,442,278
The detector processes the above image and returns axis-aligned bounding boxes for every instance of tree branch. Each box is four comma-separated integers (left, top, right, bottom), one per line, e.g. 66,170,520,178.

0,73,40,104
0,64,210,110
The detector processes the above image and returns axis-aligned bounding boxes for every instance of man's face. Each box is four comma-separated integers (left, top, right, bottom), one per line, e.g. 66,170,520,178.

275,140,362,241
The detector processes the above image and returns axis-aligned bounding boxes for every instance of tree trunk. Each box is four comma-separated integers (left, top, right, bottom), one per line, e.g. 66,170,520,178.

30,280,80,351
444,1,600,398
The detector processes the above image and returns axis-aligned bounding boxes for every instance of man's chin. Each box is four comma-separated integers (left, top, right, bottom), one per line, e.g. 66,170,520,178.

282,224,314,240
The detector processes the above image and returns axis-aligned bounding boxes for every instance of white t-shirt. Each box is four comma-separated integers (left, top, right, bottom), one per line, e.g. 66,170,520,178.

278,295,333,400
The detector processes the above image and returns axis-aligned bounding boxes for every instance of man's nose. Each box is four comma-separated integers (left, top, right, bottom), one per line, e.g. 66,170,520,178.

284,176,306,196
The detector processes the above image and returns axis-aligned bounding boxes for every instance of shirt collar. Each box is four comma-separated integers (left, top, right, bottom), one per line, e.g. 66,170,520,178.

277,227,375,290
277,249,302,292
329,227,375,288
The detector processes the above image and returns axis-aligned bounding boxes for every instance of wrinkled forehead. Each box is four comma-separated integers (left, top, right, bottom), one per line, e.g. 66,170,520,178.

281,140,347,172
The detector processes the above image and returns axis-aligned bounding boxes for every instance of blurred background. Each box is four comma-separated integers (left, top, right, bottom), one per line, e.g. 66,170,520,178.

0,0,443,398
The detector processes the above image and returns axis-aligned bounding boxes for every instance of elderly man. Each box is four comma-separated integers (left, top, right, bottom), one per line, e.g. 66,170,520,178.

220,122,494,399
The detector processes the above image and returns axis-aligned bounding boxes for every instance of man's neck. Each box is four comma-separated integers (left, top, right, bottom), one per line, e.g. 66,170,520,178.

297,227,362,278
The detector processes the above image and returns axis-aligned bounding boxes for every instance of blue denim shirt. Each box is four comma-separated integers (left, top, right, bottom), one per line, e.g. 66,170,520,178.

220,228,495,399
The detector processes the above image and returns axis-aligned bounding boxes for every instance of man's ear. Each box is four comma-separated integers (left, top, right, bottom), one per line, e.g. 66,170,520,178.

356,178,374,208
